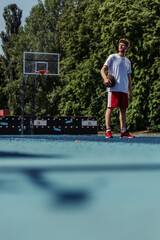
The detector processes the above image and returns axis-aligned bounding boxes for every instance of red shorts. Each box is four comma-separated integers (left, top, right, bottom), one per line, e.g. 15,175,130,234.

107,91,128,108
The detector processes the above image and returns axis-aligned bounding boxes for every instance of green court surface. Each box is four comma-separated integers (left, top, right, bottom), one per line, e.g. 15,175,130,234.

0,135,160,240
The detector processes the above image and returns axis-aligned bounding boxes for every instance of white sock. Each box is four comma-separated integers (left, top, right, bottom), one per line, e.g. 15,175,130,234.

121,128,126,133
106,127,111,132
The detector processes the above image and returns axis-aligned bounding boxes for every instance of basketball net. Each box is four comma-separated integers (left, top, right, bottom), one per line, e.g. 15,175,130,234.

36,70,49,81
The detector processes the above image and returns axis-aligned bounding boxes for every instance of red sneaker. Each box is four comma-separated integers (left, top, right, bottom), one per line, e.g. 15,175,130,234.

120,131,135,138
105,131,113,138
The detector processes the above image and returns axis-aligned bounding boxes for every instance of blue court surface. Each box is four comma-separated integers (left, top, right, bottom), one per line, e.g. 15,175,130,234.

0,135,160,240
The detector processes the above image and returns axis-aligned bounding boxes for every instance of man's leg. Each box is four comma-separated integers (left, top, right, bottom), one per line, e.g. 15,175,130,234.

106,107,114,128
119,107,135,138
119,108,126,129
105,107,114,138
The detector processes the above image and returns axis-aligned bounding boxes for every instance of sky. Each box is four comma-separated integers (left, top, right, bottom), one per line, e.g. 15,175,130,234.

0,0,44,55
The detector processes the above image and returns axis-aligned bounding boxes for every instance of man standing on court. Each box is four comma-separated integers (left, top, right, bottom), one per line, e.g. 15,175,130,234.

101,38,135,138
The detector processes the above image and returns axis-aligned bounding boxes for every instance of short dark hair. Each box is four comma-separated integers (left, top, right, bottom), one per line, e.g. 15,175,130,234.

119,38,130,48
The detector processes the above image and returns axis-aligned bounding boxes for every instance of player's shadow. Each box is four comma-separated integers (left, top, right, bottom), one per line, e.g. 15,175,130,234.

21,162,160,208
15,161,160,207
24,169,90,207
0,151,90,207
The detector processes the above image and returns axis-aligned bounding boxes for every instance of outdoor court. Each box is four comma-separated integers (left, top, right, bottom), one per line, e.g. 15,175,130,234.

0,135,160,240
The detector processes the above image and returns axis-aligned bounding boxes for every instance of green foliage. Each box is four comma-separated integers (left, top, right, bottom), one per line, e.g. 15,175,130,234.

58,0,107,125
0,1,63,116
0,4,22,114
22,0,63,116
0,55,8,109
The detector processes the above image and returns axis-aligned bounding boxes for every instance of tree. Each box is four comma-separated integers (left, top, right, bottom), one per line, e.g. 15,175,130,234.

0,55,8,109
0,4,22,66
126,0,160,131
58,0,107,125
23,0,64,116
0,4,22,114
0,1,63,116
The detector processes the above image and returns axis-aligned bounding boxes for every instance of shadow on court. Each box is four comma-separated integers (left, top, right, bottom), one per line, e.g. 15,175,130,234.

0,151,68,159
1,163,160,171
24,169,90,207
0,168,90,207
1,162,160,208
0,151,90,207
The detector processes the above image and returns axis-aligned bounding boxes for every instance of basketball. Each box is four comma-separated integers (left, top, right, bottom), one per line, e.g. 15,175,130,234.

107,75,116,87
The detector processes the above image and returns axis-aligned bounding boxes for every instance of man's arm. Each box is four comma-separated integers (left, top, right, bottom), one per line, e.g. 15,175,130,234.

128,73,133,101
101,65,112,87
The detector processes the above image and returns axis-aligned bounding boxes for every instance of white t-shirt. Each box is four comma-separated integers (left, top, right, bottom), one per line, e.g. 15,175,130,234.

104,53,131,93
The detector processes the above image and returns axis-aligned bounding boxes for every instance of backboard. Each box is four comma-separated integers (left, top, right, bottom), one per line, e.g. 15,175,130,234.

23,52,59,76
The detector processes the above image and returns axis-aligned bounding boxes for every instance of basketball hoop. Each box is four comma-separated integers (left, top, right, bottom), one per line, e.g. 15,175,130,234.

36,70,49,81
21,52,60,135
38,70,49,75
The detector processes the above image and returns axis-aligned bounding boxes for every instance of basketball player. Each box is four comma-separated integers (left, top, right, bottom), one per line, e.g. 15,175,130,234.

101,38,135,138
